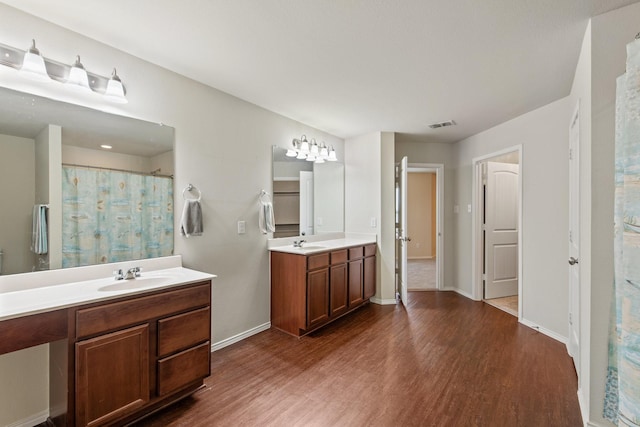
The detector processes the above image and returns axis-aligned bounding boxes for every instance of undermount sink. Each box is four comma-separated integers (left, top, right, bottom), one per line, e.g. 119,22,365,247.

98,276,173,292
295,245,327,250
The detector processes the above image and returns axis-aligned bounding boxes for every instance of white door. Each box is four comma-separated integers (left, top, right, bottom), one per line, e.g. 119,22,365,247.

299,171,314,236
484,162,519,299
398,156,409,305
568,104,580,372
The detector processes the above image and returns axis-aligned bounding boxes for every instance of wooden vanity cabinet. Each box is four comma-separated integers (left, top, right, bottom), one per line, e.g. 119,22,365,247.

64,281,212,427
271,244,376,337
329,250,348,317
363,244,377,299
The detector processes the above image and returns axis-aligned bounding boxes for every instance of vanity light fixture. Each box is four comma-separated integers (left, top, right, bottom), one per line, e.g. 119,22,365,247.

100,144,112,150
20,39,51,82
287,135,338,163
0,39,128,104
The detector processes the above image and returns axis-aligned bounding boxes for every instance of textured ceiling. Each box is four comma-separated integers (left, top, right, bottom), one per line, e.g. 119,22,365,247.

2,0,639,143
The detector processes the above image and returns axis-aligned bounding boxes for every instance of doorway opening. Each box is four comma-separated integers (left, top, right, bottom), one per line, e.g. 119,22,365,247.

395,161,444,306
407,167,439,291
472,146,522,319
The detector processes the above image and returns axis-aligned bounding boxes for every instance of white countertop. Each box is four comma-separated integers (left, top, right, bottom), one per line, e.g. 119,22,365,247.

268,236,376,255
0,261,215,322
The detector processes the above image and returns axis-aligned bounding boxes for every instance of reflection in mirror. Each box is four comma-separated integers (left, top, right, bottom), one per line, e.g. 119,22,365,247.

272,146,344,238
0,86,174,275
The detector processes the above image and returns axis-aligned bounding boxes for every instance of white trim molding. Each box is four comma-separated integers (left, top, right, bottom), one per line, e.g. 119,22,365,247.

519,318,567,345
211,322,271,352
6,410,49,427
370,297,397,305
442,287,474,300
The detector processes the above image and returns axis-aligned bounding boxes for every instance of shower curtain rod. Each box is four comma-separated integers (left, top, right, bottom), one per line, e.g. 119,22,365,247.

62,163,174,178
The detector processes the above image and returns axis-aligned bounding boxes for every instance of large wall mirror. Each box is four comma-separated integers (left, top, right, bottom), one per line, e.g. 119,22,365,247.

0,86,174,275
272,146,344,238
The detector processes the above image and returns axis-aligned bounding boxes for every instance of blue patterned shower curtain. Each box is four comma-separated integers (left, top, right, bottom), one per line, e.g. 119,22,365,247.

604,38,640,427
62,166,174,268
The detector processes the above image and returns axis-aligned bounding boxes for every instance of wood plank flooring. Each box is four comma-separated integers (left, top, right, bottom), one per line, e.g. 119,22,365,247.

133,291,582,427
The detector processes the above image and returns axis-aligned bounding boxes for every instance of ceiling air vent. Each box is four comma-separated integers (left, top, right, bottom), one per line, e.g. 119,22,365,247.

427,120,456,129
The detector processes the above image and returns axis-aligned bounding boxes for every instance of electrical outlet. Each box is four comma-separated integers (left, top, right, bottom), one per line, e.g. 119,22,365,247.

467,204,472,213
317,217,323,226
237,221,246,234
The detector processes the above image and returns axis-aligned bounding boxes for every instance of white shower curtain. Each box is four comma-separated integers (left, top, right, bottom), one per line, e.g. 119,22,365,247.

604,37,640,427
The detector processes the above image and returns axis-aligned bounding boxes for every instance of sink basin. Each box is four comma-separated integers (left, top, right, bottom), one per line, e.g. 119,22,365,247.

295,245,327,250
98,276,173,292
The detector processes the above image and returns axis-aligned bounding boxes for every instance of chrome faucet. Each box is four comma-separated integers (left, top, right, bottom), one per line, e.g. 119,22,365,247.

124,267,142,279
113,267,142,280
293,239,306,248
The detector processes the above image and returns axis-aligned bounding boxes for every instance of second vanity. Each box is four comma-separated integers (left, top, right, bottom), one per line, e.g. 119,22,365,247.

269,235,377,337
0,256,215,427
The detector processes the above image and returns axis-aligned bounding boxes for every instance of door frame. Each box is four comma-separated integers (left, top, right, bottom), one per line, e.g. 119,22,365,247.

407,163,444,290
471,145,523,319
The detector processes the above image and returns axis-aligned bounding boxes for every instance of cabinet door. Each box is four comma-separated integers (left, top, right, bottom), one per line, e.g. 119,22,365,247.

348,259,364,307
307,268,330,328
76,324,149,427
330,263,348,316
364,256,376,299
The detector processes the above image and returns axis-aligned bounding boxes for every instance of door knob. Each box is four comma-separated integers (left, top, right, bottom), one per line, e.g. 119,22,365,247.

568,257,579,265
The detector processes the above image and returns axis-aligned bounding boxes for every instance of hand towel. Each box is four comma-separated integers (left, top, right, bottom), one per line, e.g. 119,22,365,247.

180,199,203,237
31,204,48,254
259,201,275,234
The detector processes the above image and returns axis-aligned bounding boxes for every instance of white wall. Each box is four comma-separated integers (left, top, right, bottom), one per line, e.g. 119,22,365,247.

0,4,344,425
454,97,571,338
62,145,153,173
0,134,35,275
344,131,395,302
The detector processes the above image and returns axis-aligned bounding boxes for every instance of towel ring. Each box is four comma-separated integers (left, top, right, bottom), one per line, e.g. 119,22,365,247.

183,184,202,201
259,189,272,203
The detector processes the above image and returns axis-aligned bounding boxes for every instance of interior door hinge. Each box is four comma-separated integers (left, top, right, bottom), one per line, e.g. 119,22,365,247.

569,148,573,160
482,274,486,281
569,312,573,325
569,230,573,243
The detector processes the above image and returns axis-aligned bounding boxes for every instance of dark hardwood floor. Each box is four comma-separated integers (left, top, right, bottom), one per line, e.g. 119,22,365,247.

133,291,583,427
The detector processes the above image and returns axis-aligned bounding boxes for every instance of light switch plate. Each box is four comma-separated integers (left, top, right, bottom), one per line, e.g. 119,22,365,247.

370,217,377,228
467,204,472,213
237,221,246,234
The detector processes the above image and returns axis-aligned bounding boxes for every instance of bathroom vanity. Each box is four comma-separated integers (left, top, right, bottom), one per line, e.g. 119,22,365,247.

0,256,214,426
269,238,376,337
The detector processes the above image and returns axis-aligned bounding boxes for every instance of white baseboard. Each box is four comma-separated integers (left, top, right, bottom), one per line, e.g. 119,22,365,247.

211,322,271,352
370,297,397,305
6,409,48,427
442,287,474,300
519,318,567,345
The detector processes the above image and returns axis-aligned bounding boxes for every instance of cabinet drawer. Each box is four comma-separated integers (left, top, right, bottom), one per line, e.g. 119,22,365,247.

348,246,364,260
308,253,329,270
157,341,210,396
364,244,376,257
330,250,347,265
76,282,210,339
158,307,210,357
